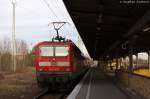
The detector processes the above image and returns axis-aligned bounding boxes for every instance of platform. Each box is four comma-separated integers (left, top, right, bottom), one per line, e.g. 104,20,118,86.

67,68,129,99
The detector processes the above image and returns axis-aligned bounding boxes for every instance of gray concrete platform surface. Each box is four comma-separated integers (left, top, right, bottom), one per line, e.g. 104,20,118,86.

67,68,129,99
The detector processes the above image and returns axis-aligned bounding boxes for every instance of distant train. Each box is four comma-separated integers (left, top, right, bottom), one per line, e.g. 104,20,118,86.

35,40,88,89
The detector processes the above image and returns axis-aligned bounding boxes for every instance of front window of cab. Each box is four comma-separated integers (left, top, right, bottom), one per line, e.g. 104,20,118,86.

55,47,69,56
40,46,53,57
39,46,69,57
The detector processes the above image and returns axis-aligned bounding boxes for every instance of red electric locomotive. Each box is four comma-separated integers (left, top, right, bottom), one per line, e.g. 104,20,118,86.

35,22,87,88
36,40,86,88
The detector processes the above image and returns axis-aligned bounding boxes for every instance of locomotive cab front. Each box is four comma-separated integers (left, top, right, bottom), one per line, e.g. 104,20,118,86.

36,42,73,87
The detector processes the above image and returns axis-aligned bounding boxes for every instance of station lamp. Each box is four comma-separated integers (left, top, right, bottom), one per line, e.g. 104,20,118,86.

143,26,150,32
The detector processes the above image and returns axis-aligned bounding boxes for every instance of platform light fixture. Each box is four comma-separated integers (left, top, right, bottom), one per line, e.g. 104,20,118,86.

143,26,150,32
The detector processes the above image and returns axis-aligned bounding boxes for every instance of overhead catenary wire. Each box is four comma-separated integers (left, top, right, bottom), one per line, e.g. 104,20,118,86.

42,0,91,58
42,0,62,38
52,0,73,39
55,0,66,20
54,0,80,41
42,0,72,39
42,0,61,21
43,0,75,39
55,0,90,58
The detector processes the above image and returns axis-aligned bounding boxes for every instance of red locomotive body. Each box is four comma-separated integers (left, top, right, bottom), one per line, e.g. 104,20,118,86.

36,41,73,72
35,40,86,88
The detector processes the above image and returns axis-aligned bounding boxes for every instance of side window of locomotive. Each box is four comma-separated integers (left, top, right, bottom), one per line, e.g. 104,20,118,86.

40,46,53,57
55,47,69,56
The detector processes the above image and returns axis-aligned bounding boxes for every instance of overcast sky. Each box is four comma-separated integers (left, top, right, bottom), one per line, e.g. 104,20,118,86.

1,0,148,60
0,0,91,58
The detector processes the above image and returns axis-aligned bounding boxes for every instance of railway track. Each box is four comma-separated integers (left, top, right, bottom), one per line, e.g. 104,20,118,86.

33,87,70,99
33,69,89,99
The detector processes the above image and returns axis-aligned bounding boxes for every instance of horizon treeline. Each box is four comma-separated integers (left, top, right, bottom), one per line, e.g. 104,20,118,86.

0,37,35,72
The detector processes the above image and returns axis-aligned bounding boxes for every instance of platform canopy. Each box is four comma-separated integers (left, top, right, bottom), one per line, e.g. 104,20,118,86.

63,0,150,59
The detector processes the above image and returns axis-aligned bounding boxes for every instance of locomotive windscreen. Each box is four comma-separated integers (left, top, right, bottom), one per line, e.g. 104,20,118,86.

40,46,69,57
40,46,53,57
55,47,69,56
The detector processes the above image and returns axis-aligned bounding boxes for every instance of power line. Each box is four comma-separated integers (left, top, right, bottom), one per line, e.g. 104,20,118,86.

42,0,60,21
42,0,91,58
54,0,75,39
42,0,72,39
53,0,87,56
55,0,66,20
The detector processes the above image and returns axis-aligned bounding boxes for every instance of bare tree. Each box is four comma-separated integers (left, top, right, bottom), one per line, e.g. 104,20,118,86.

0,41,2,71
0,37,36,72
0,37,12,71
15,39,29,70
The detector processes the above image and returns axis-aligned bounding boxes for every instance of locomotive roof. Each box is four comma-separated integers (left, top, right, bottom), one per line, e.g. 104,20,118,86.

36,40,75,46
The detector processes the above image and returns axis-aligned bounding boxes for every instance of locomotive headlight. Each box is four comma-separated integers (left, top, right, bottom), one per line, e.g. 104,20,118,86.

66,68,70,71
39,61,70,66
39,62,50,66
57,62,70,66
